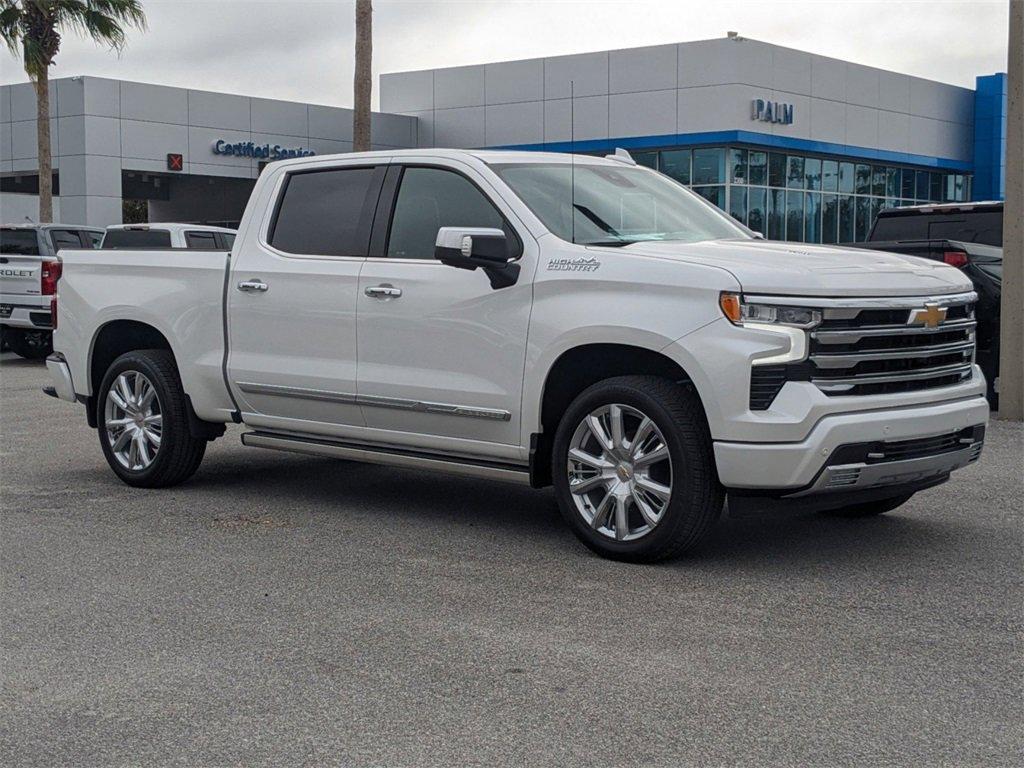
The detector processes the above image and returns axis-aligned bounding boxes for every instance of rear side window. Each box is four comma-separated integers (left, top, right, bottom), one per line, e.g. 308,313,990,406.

84,231,103,248
50,229,85,250
269,167,378,256
102,229,172,249
1,229,40,255
219,233,236,250
185,231,218,249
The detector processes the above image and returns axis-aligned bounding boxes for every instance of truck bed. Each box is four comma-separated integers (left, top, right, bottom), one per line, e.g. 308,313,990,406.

55,248,236,422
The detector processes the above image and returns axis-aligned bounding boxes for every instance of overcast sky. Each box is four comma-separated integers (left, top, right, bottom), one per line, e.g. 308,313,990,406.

0,1,1010,108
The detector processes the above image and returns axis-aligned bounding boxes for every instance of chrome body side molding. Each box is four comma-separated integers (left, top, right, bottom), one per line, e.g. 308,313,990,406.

236,382,512,421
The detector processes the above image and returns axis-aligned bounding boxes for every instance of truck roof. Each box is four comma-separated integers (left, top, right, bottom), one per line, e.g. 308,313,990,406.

1,223,104,232
265,147,643,170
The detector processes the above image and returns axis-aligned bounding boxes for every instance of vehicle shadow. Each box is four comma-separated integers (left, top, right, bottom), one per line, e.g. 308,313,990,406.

168,446,961,570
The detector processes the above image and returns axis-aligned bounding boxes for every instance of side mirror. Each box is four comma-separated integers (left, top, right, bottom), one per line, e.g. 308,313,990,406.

434,227,520,289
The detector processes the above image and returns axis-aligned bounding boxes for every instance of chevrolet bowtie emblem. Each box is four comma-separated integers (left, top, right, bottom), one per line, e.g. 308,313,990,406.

908,303,947,328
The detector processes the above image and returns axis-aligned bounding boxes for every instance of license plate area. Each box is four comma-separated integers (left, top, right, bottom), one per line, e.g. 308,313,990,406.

0,304,12,318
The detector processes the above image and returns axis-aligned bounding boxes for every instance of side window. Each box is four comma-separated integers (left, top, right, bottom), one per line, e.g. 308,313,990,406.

84,231,103,248
219,232,236,250
50,229,85,251
185,231,218,249
387,167,508,260
269,167,378,256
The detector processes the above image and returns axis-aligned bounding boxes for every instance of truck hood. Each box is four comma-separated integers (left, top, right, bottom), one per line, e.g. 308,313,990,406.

602,239,974,297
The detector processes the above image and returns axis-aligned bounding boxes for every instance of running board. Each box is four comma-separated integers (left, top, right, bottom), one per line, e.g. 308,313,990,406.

240,431,531,485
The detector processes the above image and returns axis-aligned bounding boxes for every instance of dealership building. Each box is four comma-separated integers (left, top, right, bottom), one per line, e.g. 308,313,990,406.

0,35,1008,243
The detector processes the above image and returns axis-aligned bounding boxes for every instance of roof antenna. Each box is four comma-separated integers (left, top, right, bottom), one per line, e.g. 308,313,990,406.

570,79,576,245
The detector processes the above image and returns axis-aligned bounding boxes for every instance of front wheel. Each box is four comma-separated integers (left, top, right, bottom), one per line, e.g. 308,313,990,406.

5,329,52,360
97,349,206,488
552,375,723,562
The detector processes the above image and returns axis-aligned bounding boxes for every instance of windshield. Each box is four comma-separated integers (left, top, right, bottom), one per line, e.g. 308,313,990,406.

492,162,749,246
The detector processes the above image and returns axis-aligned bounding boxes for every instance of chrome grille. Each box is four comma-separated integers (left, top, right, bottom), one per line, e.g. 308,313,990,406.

808,293,976,397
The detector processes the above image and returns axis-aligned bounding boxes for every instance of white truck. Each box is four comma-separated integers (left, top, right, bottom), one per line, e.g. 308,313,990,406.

44,149,988,561
100,223,236,251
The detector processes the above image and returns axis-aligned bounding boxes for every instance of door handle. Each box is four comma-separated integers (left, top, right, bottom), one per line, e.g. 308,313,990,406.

237,279,268,293
364,284,402,299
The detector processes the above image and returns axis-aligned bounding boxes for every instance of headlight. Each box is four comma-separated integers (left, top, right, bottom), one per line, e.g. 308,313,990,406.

719,293,822,329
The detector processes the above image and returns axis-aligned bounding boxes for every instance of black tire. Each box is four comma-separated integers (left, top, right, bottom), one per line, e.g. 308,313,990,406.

826,493,914,518
552,375,724,563
96,349,206,488
6,329,52,360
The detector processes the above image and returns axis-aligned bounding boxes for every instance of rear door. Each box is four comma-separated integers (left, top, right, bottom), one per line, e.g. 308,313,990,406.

0,229,43,310
226,161,386,437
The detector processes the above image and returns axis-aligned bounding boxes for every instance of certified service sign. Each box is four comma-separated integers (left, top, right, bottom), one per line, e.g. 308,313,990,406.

213,139,316,160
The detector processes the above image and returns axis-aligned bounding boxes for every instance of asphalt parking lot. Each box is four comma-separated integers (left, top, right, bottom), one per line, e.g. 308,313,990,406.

1,354,1021,767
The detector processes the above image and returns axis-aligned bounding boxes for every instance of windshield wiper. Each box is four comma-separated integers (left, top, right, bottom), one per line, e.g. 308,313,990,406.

582,239,638,247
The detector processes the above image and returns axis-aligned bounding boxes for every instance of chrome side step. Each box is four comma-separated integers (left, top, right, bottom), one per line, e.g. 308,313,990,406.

240,431,531,485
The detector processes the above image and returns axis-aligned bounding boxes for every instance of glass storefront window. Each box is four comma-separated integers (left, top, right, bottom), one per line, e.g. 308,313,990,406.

729,148,747,184
804,192,821,243
839,162,855,194
728,186,747,224
633,151,658,170
854,164,871,195
822,160,838,192
929,172,943,202
749,151,767,186
769,153,787,188
660,149,690,184
855,196,871,241
692,148,725,184
900,169,915,199
768,188,785,240
786,156,805,189
870,165,886,197
786,190,804,241
748,187,766,236
822,194,838,244
805,158,822,191
839,195,855,242
885,167,900,198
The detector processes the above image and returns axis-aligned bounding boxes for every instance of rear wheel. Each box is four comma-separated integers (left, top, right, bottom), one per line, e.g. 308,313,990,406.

6,329,52,360
552,375,723,562
826,493,914,518
97,349,206,488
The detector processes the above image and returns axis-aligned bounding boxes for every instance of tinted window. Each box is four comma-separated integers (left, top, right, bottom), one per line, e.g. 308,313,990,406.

50,229,84,250
185,231,218,249
270,167,377,256
84,231,103,248
220,233,236,249
871,210,1003,247
387,167,506,260
1,229,40,255
102,229,172,249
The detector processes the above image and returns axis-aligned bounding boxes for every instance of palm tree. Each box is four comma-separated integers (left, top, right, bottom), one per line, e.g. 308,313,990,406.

352,0,372,152
0,1,145,222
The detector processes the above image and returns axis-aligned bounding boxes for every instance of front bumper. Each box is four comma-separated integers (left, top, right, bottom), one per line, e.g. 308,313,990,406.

714,395,990,494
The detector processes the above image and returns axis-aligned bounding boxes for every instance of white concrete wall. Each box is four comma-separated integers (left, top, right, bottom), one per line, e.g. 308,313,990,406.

380,36,976,163
0,192,62,224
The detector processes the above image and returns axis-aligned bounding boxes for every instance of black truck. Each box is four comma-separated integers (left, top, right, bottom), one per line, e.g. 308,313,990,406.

849,201,1003,407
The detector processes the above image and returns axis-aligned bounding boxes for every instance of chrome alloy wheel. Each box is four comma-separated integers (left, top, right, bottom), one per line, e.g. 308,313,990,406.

566,403,673,541
104,371,162,471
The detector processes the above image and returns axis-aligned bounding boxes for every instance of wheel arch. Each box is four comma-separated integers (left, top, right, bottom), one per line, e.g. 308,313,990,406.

85,320,222,440
529,342,708,487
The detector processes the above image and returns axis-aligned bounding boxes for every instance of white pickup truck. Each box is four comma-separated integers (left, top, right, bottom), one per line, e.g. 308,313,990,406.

45,149,988,561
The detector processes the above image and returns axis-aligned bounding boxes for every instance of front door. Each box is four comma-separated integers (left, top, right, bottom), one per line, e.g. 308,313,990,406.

227,162,385,438
356,163,534,453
